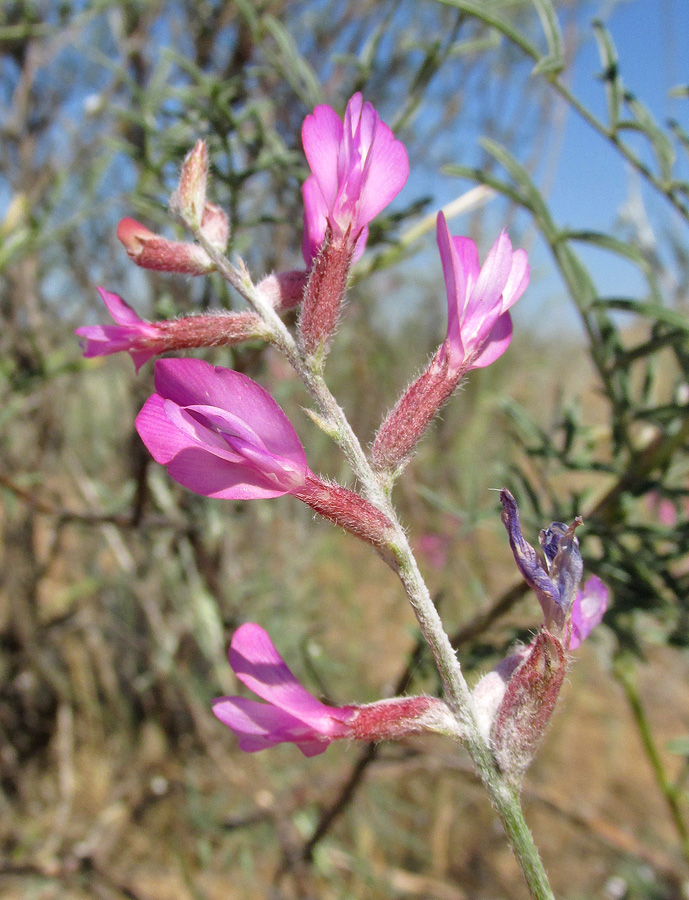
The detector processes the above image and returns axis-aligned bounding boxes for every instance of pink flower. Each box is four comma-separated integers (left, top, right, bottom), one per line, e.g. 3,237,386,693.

136,359,309,500
436,212,529,372
212,624,459,756
76,289,265,371
76,288,160,371
301,93,410,264
371,219,529,471
646,491,678,527
569,576,608,650
213,623,357,756
415,532,452,570
136,359,396,548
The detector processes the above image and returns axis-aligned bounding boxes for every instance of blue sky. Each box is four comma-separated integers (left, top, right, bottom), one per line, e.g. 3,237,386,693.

401,0,689,333
3,0,686,338
551,0,689,231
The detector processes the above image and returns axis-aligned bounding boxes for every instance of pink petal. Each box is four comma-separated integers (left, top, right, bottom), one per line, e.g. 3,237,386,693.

75,324,137,356
129,350,156,372
436,213,466,357
501,248,530,312
228,624,347,733
301,174,328,264
350,225,369,264
212,696,329,755
136,393,194,464
163,403,249,463
569,576,608,650
463,230,513,326
450,236,481,311
96,287,146,326
152,359,307,466
355,120,410,225
302,103,344,211
470,312,513,369
167,448,298,499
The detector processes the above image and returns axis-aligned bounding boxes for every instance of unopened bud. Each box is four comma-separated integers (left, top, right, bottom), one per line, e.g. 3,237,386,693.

201,202,229,251
172,139,208,227
117,217,213,276
298,228,353,363
258,270,308,311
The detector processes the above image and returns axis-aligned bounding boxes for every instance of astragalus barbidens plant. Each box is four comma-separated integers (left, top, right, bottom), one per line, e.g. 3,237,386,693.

77,92,607,900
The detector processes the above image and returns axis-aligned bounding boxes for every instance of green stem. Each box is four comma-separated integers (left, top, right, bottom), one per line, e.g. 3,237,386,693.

493,785,555,900
615,657,689,865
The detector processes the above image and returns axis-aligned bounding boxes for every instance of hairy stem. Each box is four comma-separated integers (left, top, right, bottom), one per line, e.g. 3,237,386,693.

194,227,555,900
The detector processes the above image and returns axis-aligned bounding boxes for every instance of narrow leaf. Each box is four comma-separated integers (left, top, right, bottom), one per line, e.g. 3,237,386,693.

531,0,565,75
623,91,676,183
592,20,623,133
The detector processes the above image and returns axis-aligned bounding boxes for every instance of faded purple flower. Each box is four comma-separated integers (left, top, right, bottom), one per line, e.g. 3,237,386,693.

213,624,460,756
500,489,583,634
436,212,529,372
470,493,609,783
500,489,608,647
301,92,409,264
136,359,308,500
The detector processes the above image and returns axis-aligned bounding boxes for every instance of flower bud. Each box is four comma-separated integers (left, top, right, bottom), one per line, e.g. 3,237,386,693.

200,202,229,251
172,139,208,228
117,217,213,276
258,270,308,311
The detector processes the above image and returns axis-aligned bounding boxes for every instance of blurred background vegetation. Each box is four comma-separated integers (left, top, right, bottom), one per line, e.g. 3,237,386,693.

1,0,689,898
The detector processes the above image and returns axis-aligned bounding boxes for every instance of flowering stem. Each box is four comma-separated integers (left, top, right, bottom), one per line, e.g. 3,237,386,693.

193,228,554,900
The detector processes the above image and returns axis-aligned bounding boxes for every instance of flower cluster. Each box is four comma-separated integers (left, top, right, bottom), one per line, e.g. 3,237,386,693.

77,91,608,778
